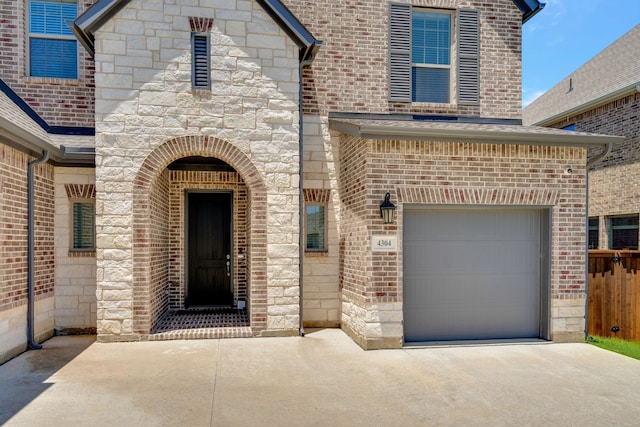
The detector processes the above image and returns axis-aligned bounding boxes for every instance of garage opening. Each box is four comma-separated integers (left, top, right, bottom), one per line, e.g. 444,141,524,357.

403,206,550,343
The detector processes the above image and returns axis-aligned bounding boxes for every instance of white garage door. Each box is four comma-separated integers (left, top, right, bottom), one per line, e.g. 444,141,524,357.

403,207,547,342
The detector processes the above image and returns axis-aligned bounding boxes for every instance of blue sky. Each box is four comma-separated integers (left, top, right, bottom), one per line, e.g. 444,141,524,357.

522,0,640,107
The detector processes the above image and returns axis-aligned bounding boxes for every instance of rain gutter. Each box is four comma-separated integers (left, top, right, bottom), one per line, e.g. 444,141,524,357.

297,45,321,337
0,115,95,166
27,151,49,350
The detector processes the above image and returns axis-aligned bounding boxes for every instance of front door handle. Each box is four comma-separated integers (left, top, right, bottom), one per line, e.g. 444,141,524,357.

226,254,231,277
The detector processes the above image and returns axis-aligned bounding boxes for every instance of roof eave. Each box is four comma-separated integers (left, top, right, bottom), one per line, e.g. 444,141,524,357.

329,120,623,149
73,0,321,61
532,82,640,127
256,0,321,60
72,0,130,57
0,116,95,166
512,0,546,23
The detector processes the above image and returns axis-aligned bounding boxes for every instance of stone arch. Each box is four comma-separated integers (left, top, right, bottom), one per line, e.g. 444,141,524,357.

132,135,267,336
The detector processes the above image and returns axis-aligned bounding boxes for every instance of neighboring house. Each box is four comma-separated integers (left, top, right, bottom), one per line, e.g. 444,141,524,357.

0,0,623,362
524,25,640,251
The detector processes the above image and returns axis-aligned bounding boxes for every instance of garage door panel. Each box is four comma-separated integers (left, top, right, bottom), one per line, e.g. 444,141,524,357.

404,241,539,274
404,274,538,308
405,305,538,341
404,208,543,342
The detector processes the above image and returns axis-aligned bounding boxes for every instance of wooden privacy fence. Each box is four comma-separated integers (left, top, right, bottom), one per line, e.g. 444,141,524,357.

588,251,640,341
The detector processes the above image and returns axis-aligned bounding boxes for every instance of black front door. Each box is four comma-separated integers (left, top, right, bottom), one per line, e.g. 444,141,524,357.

187,192,232,307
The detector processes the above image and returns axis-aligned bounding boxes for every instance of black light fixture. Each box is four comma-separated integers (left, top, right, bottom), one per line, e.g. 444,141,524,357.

380,192,396,224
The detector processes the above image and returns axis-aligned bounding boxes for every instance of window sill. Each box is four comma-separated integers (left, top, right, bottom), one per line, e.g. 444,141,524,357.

411,101,454,107
24,76,80,86
68,250,96,257
304,249,328,257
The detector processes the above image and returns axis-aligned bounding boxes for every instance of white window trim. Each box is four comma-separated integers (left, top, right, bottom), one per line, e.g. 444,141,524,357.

27,0,79,79
411,8,455,104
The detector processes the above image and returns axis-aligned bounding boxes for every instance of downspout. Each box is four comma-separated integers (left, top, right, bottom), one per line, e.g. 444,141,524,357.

27,150,49,350
583,141,614,339
298,57,314,337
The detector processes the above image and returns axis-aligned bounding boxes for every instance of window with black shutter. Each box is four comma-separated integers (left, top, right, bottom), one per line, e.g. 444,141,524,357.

388,4,480,105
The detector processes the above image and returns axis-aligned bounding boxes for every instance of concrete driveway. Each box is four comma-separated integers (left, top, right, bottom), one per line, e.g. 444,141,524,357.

1,329,639,426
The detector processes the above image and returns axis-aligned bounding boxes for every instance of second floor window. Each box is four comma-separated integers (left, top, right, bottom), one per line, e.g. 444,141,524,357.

29,0,78,79
389,3,479,105
412,11,451,103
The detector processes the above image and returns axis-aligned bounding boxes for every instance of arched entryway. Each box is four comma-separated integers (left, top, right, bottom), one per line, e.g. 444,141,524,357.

131,135,267,337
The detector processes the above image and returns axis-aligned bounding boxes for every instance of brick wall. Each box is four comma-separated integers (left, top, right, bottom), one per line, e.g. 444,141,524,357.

0,1,96,128
338,136,588,347
548,93,640,248
0,145,55,310
149,169,170,330
286,0,523,119
1,144,55,362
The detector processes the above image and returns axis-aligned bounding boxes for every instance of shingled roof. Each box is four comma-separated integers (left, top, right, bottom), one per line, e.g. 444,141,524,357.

523,25,640,126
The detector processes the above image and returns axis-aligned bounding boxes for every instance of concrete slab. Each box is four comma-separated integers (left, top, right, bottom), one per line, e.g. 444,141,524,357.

1,329,639,426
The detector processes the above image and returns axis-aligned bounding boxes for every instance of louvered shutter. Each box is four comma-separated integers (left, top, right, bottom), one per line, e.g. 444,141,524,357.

192,33,211,90
457,8,480,105
388,3,412,102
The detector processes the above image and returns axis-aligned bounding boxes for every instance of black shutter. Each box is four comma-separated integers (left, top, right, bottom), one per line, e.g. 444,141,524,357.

192,33,210,89
457,9,480,105
388,3,412,102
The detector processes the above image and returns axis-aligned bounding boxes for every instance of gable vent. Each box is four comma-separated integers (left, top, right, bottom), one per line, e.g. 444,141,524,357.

192,33,211,90
457,9,480,105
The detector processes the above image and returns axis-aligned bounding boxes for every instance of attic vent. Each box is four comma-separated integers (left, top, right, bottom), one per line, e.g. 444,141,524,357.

192,33,211,90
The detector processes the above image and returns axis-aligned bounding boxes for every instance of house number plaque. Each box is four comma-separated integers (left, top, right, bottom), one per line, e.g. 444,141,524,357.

371,235,398,252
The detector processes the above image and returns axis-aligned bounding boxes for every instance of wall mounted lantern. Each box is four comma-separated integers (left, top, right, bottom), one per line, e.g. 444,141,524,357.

380,192,396,224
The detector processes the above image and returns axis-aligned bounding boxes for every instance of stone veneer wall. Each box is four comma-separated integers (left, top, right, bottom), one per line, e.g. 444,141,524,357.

168,170,249,311
548,93,640,249
0,0,96,127
302,116,341,327
54,169,97,334
285,0,523,119
94,0,302,340
339,137,588,348
1,145,55,363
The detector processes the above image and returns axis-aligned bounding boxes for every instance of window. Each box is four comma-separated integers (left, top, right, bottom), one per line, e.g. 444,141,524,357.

608,215,639,250
29,0,78,79
305,204,326,251
192,33,211,90
72,201,95,250
389,4,479,104
412,11,451,103
588,217,599,249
